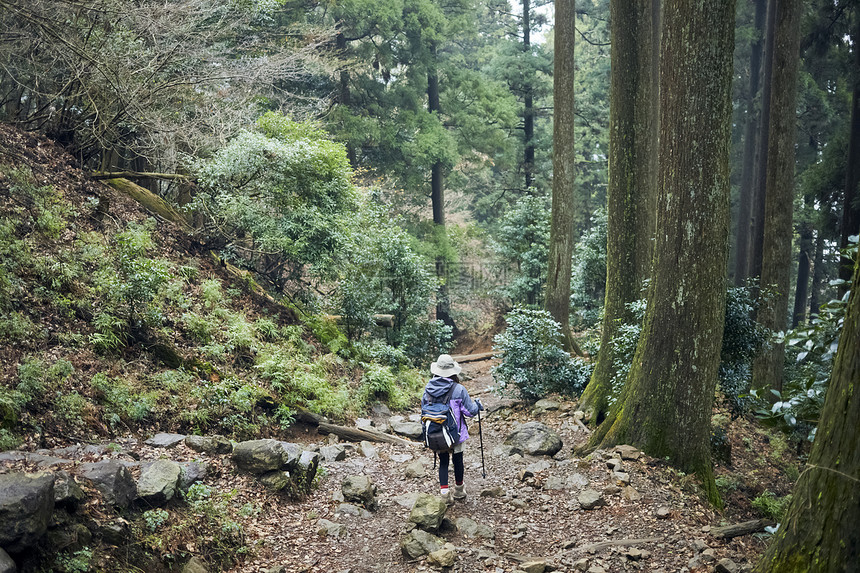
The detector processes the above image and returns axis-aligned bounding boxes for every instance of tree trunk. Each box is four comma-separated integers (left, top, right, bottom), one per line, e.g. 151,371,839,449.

838,15,860,292
749,0,777,284
734,0,767,286
792,217,811,327
751,0,801,394
587,0,736,507
546,0,576,353
809,229,825,318
524,0,535,190
578,0,658,422
753,250,860,572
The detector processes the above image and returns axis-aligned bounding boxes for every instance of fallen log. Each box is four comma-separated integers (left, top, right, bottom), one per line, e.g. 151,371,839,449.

710,519,774,539
102,178,192,231
316,421,417,447
325,314,395,328
91,170,191,181
567,537,662,553
451,352,496,363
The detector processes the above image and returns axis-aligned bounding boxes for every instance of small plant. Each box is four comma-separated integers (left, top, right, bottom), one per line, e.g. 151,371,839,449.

201,278,225,309
143,508,170,531
492,307,590,401
0,429,22,451
751,490,793,522
54,546,93,573
56,392,89,429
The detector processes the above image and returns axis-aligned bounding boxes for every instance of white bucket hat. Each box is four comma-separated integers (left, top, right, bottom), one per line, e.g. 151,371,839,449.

430,354,462,378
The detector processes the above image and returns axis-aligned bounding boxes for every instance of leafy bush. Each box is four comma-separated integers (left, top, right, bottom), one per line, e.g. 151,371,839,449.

90,373,157,428
751,490,793,522
492,307,591,401
56,392,89,429
490,193,549,307
570,209,607,328
0,429,22,451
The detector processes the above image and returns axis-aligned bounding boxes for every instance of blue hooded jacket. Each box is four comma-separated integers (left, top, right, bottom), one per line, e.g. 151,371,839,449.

421,376,479,444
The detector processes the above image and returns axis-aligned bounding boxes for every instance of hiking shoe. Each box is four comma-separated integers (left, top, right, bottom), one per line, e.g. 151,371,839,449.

452,484,466,500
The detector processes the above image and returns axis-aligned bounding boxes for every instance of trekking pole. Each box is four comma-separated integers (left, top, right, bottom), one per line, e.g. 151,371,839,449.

478,408,487,478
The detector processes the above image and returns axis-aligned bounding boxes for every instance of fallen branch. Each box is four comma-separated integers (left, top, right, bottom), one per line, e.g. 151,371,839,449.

102,178,192,231
91,170,191,181
316,421,417,448
710,519,774,539
451,352,496,363
567,537,662,553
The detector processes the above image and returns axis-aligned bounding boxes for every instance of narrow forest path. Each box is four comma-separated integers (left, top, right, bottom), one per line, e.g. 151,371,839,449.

232,359,766,573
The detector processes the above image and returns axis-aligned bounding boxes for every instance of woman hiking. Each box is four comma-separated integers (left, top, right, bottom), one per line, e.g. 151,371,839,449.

421,354,483,502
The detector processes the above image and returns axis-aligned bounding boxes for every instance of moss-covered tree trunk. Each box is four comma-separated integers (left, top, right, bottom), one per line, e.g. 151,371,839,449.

753,251,860,572
546,0,576,352
587,0,735,506
751,0,800,394
578,0,658,423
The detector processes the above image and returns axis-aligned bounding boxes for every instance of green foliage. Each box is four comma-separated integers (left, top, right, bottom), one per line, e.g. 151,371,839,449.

492,307,592,401
192,113,358,285
718,286,770,414
0,429,22,451
56,392,89,428
570,209,608,328
90,373,157,428
751,491,793,522
490,193,549,307
357,362,423,411
143,508,169,532
256,349,352,420
607,299,647,405
54,547,93,573
16,357,75,406
184,376,269,438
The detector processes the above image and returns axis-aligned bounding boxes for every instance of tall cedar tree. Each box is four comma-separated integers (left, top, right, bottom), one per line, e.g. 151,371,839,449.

578,0,658,422
751,0,801,393
754,249,860,572
840,12,860,290
546,0,577,352
733,0,767,285
587,0,735,506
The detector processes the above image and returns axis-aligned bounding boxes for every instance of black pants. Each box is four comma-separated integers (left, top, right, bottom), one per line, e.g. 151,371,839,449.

438,451,464,486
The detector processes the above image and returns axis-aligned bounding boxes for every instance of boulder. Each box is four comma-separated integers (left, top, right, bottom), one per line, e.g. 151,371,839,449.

259,471,293,493
621,486,641,501
278,442,303,472
567,473,590,489
408,493,448,531
479,486,506,498
578,489,607,510
295,451,320,490
400,529,444,559
614,445,642,461
427,544,457,568
341,475,377,510
358,441,378,459
78,461,136,508
96,519,130,546
177,462,208,492
137,460,182,505
504,422,563,456
232,440,287,474
320,444,347,463
144,433,187,449
334,503,372,519
390,420,423,440
0,451,72,469
53,472,85,509
455,517,494,539
0,472,55,553
0,548,14,573
404,460,426,479
715,558,739,573
316,519,347,539
181,556,208,573
184,435,233,455
522,560,547,573
534,399,560,411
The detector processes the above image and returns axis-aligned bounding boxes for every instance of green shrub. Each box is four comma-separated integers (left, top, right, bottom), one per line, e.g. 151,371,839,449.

358,364,398,406
0,311,35,342
200,278,225,309
570,209,607,328
751,491,793,522
257,350,352,419
0,429,22,451
182,311,215,343
56,392,88,428
492,307,591,401
15,357,74,404
490,193,549,307
90,373,157,427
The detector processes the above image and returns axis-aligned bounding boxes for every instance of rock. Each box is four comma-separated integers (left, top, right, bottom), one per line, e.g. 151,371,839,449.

371,403,392,417
427,544,457,568
567,473,590,489
624,547,644,561
587,566,607,573
701,548,716,564
606,458,623,471
295,451,320,490
184,435,232,454
181,556,208,573
320,444,347,463
614,445,642,460
144,433,187,448
177,462,208,492
45,523,92,553
358,441,378,459
0,548,14,573
232,439,287,474
613,471,631,485
390,420,423,440
692,539,709,553
455,517,495,539
715,558,739,573
95,519,130,546
573,558,590,571
137,460,182,505
578,489,607,510
53,472,85,509
522,560,547,573
408,493,448,531
391,492,421,508
341,475,378,510
355,418,375,430
400,529,444,559
480,486,506,498
510,499,528,509
78,461,136,508
0,451,73,469
621,486,641,501
603,485,622,495
0,472,54,553
259,471,293,492
404,460,426,479
534,399,560,411
524,460,552,477
492,445,523,458
335,503,372,518
655,507,672,519
504,422,563,456
544,475,567,490
317,519,347,538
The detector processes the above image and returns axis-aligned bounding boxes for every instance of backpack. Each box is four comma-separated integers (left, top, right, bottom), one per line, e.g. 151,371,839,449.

421,384,460,452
